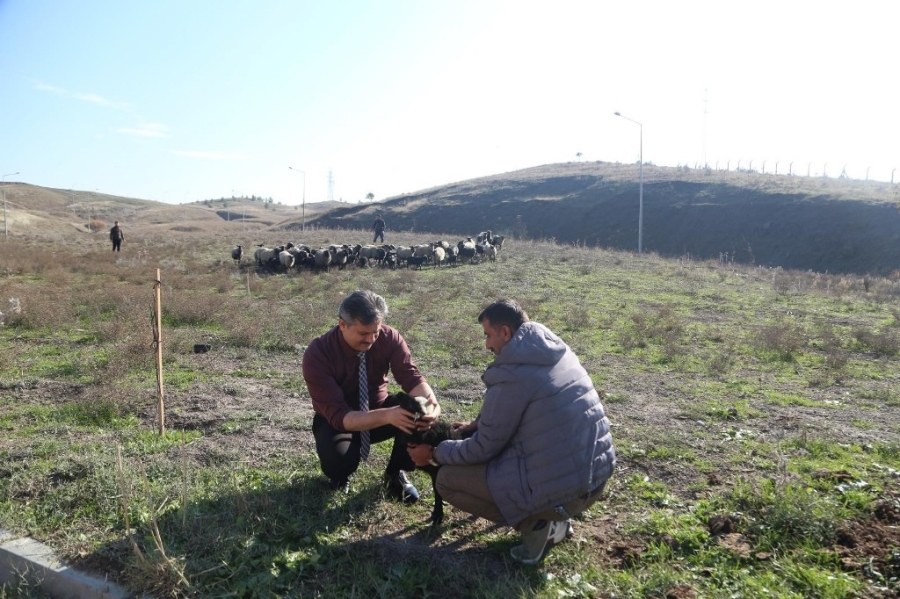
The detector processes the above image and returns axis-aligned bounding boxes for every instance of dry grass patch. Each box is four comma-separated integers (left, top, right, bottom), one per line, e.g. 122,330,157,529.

2,231,900,598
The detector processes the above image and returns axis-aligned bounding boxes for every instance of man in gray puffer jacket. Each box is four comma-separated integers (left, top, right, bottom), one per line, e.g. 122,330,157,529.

409,299,615,564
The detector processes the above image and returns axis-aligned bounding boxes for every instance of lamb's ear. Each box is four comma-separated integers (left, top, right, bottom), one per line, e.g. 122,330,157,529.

393,392,416,412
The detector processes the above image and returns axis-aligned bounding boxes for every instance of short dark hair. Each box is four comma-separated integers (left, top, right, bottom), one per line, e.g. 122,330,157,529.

478,299,529,332
339,290,388,325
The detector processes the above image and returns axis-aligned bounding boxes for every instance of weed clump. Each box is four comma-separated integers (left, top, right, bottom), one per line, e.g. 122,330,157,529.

852,328,900,356
755,318,806,362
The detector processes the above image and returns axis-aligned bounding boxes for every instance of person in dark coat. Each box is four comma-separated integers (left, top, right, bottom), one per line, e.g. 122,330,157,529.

372,214,386,243
109,221,124,251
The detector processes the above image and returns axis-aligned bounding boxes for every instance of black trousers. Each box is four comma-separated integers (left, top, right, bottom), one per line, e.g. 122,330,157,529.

112,240,122,251
373,231,384,243
312,395,413,481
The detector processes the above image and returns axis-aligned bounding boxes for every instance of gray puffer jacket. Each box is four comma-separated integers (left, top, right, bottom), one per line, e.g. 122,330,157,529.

434,321,615,526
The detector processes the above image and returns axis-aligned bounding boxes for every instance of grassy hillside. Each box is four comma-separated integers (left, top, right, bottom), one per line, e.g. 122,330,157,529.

304,162,900,276
0,182,342,241
1,229,899,597
3,162,900,275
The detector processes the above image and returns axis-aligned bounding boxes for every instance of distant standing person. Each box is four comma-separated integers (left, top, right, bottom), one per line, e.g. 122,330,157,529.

109,221,124,252
372,214,386,243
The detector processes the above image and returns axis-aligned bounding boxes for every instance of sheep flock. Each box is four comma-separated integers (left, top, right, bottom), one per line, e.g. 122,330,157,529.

231,231,506,273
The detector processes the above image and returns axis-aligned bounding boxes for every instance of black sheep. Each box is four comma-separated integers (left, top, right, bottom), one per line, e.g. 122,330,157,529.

391,391,473,526
406,255,429,269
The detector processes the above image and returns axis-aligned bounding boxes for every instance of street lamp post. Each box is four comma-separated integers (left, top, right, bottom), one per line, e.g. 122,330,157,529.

289,167,306,232
3,171,20,239
614,112,643,254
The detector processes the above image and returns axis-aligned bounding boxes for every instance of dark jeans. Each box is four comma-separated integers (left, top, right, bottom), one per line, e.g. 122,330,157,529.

373,231,384,243
112,240,122,252
312,395,413,481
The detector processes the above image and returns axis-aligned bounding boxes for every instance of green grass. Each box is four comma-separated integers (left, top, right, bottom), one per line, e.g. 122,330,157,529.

2,230,900,597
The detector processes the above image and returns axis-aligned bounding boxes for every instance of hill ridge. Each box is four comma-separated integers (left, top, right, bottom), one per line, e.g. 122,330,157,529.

4,162,899,274
304,162,900,275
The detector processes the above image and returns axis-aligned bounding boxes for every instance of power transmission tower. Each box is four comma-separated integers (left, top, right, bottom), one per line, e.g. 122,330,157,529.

703,87,709,169
327,169,335,202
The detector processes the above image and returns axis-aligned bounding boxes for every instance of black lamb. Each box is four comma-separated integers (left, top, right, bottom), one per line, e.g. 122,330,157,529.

391,391,473,526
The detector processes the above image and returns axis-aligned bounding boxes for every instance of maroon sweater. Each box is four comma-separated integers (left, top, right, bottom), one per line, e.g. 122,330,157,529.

302,324,427,431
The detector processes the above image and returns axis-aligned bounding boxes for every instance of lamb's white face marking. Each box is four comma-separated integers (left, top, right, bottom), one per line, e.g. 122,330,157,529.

413,396,430,418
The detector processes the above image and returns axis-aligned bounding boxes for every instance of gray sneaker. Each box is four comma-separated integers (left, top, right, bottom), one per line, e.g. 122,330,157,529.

510,519,570,565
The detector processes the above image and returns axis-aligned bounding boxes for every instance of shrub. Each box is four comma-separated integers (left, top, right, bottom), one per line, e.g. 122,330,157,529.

707,348,735,374
851,328,900,356
755,318,805,361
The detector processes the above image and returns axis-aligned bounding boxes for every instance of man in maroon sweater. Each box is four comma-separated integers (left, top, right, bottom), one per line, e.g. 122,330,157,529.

302,289,439,502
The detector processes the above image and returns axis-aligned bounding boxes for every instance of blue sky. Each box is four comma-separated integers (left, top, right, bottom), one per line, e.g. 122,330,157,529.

1,1,898,206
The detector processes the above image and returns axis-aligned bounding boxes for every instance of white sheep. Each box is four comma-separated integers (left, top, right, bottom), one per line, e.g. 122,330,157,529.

278,250,295,269
395,246,415,266
313,248,332,270
254,245,277,266
359,245,385,264
432,245,446,267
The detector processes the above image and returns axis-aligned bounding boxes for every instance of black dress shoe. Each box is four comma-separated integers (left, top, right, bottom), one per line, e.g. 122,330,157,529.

328,477,350,495
384,470,419,504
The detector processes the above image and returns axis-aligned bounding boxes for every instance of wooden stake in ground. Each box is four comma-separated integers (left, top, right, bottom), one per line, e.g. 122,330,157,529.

153,268,165,435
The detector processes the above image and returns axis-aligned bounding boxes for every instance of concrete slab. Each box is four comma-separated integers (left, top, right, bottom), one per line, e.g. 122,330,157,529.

0,530,134,599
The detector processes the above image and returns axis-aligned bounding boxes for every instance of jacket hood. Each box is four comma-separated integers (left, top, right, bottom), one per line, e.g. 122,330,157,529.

493,321,567,368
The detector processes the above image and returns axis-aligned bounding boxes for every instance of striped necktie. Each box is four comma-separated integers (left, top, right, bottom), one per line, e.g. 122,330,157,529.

358,351,370,460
